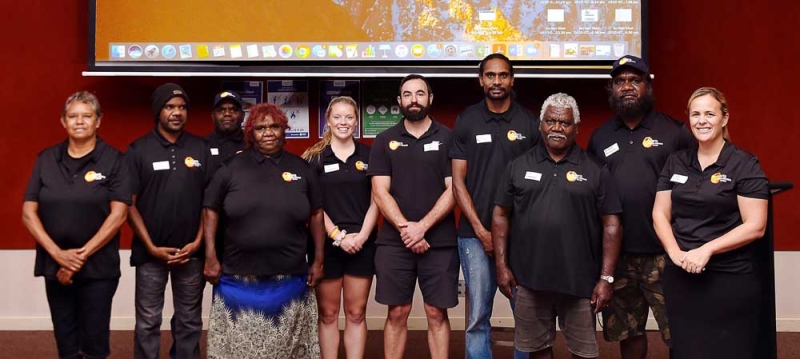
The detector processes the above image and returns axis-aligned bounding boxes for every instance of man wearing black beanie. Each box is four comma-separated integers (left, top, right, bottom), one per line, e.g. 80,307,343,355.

125,83,207,359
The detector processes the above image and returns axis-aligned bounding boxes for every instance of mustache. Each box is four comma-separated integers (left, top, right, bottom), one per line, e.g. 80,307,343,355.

547,133,567,140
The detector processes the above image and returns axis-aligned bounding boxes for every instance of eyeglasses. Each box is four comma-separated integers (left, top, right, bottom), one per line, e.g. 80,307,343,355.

543,119,574,128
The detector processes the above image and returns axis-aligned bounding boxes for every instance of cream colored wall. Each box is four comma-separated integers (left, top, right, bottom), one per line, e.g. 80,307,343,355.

1,250,798,331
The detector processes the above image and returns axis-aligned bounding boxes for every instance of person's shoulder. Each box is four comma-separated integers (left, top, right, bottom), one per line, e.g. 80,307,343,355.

513,101,539,119
128,131,155,149
35,142,64,159
182,131,207,145
355,140,371,154
727,143,760,164
651,110,687,130
578,146,606,170
433,120,452,135
457,101,486,119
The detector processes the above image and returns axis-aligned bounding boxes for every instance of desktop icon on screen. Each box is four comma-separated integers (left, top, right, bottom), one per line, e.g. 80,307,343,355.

508,44,522,57
246,44,260,58
492,43,507,55
378,44,392,58
230,44,243,59
411,44,425,58
262,45,277,58
395,45,409,58
111,45,125,59
525,43,539,57
427,44,442,58
444,45,457,57
128,45,143,59
179,45,192,59
477,44,489,58
278,45,293,58
345,44,358,58
212,45,226,58
312,45,326,58
144,45,159,58
362,45,376,58
197,45,209,59
595,45,611,56
297,45,311,59
162,45,177,59
329,45,344,58
459,45,474,57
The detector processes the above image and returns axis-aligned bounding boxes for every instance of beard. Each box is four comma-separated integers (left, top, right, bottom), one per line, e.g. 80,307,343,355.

611,93,655,119
485,86,511,101
401,104,429,122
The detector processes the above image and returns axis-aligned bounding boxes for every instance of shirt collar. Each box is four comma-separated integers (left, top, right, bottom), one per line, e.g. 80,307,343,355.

481,99,515,123
535,142,580,165
208,129,244,143
251,147,284,165
613,109,656,131
684,139,734,170
153,127,187,148
321,138,361,162
399,118,441,140
55,137,105,164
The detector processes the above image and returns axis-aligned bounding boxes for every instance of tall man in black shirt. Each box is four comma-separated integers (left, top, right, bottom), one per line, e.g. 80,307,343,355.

450,53,538,359
205,90,246,178
126,83,207,359
494,93,622,359
587,55,694,359
368,74,458,359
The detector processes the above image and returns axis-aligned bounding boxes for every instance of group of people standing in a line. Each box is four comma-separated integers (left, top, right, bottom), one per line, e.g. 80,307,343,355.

23,53,769,359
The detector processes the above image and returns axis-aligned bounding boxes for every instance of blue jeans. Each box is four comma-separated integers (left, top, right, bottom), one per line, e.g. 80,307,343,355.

459,237,526,359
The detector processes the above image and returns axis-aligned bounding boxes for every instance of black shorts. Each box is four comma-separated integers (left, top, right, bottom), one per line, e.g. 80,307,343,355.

374,245,459,309
323,239,377,279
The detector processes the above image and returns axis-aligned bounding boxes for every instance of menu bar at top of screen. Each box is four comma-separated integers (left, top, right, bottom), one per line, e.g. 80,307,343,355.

108,41,633,62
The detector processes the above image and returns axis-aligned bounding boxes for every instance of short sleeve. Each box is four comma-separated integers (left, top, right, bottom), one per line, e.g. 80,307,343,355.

736,156,770,200
494,161,515,208
23,154,44,202
203,163,232,210
125,145,142,195
656,153,679,192
448,115,468,160
366,134,391,177
108,152,133,205
598,165,623,215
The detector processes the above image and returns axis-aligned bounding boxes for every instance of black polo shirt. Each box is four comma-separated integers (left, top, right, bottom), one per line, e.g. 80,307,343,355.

126,129,207,266
204,149,323,276
450,100,540,238
367,119,457,247
656,141,769,274
24,138,132,280
205,130,245,181
495,144,622,298
587,110,695,254
309,141,375,238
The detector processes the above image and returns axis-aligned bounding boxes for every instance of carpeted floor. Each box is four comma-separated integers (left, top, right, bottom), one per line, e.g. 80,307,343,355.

1,330,798,358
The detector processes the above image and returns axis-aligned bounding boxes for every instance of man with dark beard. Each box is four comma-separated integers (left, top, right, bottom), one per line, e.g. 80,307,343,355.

368,74,458,359
587,55,694,359
449,53,537,359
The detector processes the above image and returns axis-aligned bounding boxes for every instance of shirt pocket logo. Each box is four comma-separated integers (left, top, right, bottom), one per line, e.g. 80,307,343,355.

710,172,732,184
84,171,106,183
184,156,202,168
355,161,368,171
507,130,526,142
282,172,302,182
642,136,664,148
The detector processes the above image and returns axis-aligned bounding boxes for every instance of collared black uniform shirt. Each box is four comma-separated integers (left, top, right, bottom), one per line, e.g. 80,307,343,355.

205,130,245,181
495,144,622,298
204,149,323,276
588,110,695,254
126,129,207,266
449,100,540,238
656,141,769,273
368,120,457,247
25,138,132,279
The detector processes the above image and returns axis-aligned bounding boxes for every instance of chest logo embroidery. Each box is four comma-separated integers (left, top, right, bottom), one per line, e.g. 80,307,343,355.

566,171,588,182
710,172,732,184
355,161,368,171
642,136,664,148
389,140,408,150
184,156,202,168
282,172,302,182
84,171,106,183
507,130,526,141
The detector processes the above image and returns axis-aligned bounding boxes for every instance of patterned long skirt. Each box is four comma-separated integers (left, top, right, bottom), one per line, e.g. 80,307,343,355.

207,274,320,359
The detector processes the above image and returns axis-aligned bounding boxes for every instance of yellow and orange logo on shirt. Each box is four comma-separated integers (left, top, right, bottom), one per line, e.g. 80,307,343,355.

282,172,302,182
84,171,106,183
710,172,732,184
389,140,408,150
566,171,588,182
642,136,664,148
184,157,202,168
507,130,526,142
355,161,368,171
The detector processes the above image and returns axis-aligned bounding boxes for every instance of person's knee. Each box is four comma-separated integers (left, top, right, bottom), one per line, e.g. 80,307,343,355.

319,305,341,325
345,306,366,325
387,305,411,325
424,305,448,326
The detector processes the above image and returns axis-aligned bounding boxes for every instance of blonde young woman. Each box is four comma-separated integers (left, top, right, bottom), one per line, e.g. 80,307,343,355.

302,96,379,359
652,87,769,359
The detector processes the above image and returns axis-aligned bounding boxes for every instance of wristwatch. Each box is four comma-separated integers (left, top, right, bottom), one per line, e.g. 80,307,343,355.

600,275,615,284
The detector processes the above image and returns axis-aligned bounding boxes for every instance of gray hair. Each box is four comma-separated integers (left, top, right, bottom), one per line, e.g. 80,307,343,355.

62,91,102,119
539,93,580,124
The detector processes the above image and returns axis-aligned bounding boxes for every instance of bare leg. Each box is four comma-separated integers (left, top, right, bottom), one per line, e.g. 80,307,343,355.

342,275,372,359
620,335,647,359
316,278,343,359
530,347,553,359
384,304,412,359
423,302,451,359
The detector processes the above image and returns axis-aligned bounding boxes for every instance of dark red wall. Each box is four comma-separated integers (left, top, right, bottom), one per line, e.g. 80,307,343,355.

4,1,798,249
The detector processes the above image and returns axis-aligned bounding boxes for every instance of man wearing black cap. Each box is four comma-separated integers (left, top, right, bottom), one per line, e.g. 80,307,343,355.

206,91,246,178
588,56,694,359
126,83,208,359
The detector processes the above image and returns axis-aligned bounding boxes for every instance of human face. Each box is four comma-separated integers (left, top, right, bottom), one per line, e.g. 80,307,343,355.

688,94,728,144
611,69,652,118
540,106,578,153
251,115,285,156
61,101,100,141
327,102,357,140
398,78,432,122
479,58,514,101
212,99,244,135
158,97,188,134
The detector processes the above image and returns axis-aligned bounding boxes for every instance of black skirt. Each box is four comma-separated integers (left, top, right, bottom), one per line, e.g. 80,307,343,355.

663,263,761,359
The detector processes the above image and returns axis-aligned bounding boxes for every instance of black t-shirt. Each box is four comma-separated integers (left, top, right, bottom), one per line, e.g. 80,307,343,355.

24,139,132,279
495,144,622,298
656,141,769,273
204,149,323,276
587,110,695,254
309,141,375,238
367,120,457,247
449,100,540,238
126,129,207,266
205,130,245,182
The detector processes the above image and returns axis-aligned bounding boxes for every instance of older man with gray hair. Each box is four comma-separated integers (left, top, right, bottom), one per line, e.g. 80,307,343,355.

492,93,623,359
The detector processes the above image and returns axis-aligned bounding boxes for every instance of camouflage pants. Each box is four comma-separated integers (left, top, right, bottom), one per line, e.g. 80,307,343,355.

601,253,670,345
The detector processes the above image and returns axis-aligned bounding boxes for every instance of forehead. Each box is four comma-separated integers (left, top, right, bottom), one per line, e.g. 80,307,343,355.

164,96,186,106
253,114,275,124
330,102,356,113
689,95,721,110
65,101,94,113
613,68,645,80
214,99,240,109
400,78,428,93
483,58,511,74
544,106,574,120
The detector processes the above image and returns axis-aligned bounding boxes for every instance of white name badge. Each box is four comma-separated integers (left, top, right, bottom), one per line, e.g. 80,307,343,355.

210,148,220,156
524,171,543,181
424,141,441,152
476,134,492,143
324,163,340,173
152,161,170,171
604,143,620,157
670,174,688,184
